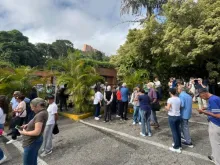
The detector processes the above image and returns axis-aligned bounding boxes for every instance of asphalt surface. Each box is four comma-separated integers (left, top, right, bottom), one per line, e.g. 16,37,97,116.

0,109,214,165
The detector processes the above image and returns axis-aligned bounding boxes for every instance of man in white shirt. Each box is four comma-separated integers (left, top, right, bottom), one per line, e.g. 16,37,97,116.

93,88,103,120
41,95,58,157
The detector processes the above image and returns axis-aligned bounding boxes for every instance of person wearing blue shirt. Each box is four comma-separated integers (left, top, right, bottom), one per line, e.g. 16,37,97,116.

177,86,193,148
10,91,20,111
120,83,129,120
138,89,152,137
172,78,177,89
197,88,220,165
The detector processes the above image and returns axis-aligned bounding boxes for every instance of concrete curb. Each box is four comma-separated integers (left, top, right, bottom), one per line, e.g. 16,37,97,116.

59,112,93,121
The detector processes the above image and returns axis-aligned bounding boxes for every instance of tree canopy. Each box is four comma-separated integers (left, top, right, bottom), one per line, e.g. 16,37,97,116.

121,0,167,20
112,0,220,82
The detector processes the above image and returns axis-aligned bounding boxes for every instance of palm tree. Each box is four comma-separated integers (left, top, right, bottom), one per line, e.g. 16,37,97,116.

121,0,167,19
48,51,103,113
0,66,41,97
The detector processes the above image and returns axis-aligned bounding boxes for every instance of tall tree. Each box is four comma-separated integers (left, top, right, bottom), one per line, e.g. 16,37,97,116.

0,30,43,67
36,43,59,59
121,0,167,19
52,40,74,58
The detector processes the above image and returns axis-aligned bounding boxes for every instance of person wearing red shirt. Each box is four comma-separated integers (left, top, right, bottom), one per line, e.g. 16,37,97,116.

116,87,122,118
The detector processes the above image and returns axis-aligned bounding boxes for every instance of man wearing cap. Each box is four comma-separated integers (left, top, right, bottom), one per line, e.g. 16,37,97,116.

197,88,220,165
120,83,129,120
41,95,58,157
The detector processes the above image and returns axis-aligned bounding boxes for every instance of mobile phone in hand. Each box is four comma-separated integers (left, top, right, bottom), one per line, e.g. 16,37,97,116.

15,125,22,131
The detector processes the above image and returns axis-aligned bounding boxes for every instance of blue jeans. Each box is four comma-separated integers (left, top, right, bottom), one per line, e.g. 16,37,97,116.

150,110,158,124
23,136,43,165
0,148,4,160
181,119,192,144
169,116,181,149
133,106,141,123
94,104,101,117
140,109,151,135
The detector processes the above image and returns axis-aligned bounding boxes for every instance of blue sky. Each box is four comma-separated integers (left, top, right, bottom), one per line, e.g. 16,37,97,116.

0,0,141,55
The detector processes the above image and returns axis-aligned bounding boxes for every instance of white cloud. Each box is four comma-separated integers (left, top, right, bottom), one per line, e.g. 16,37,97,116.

0,0,139,55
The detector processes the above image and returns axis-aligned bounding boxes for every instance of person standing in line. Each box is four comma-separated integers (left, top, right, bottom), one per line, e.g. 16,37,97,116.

177,86,194,148
30,87,38,101
130,87,141,125
55,85,60,104
8,91,20,136
168,78,173,89
143,80,149,94
138,89,152,137
28,87,38,122
120,83,129,120
103,86,113,122
195,78,207,109
209,78,216,95
59,84,68,111
41,95,58,157
197,88,220,165
0,148,7,164
187,78,196,102
154,77,162,100
111,86,117,115
0,102,6,136
10,91,20,112
93,87,103,121
7,94,27,144
148,82,159,127
116,86,122,118
172,78,177,89
165,88,182,153
19,98,48,165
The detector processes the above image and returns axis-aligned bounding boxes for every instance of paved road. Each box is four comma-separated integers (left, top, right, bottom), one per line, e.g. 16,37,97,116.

0,109,213,165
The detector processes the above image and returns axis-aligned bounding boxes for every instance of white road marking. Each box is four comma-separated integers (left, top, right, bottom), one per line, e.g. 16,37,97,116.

80,120,209,162
157,115,209,125
3,133,48,165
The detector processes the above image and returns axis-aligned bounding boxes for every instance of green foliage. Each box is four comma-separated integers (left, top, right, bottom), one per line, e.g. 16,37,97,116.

0,66,40,97
121,0,168,18
122,69,149,89
113,0,220,83
0,30,43,67
50,51,103,113
81,59,114,68
51,40,74,58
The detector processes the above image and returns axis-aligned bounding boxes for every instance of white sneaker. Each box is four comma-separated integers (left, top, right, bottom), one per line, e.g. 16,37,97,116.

98,115,102,118
6,139,16,144
140,132,146,137
172,143,183,150
172,143,182,149
40,150,52,157
148,133,152,137
0,155,7,164
139,122,142,125
132,122,136,125
116,115,120,118
94,117,100,121
169,147,181,153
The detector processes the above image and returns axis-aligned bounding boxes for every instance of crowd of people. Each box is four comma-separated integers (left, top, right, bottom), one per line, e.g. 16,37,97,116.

93,77,220,164
0,88,58,165
0,77,219,164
